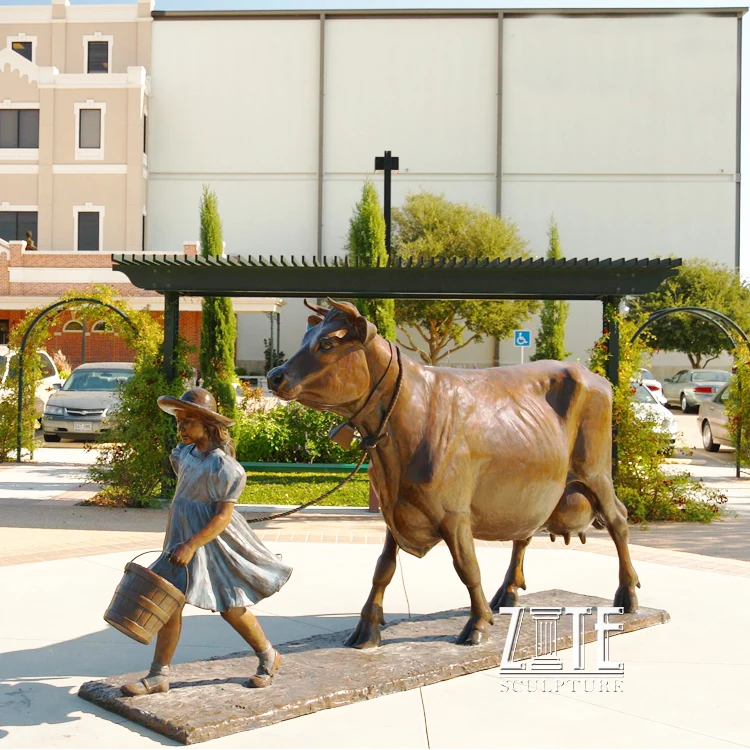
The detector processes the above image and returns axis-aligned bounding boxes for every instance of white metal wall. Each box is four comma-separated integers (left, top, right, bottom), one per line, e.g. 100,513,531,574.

499,14,738,367
148,12,739,371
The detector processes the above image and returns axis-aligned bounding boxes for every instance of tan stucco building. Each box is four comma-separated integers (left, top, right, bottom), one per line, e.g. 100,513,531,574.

0,1,281,365
0,0,152,255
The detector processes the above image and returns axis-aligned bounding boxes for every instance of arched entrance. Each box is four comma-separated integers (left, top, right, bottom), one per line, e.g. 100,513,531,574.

15,297,137,462
630,306,750,478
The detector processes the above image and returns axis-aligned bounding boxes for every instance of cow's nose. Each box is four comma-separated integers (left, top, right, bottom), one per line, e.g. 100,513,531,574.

267,366,286,392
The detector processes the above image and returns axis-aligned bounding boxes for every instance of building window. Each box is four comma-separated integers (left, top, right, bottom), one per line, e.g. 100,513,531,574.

0,211,37,243
77,212,100,251
143,113,147,154
74,102,105,160
142,214,146,252
0,110,39,149
6,35,37,64
79,109,101,149
83,34,113,74
92,320,113,333
0,320,8,346
62,320,84,333
12,41,32,61
87,41,109,73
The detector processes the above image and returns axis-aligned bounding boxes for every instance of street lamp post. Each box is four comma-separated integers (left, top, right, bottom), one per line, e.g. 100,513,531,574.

374,151,399,261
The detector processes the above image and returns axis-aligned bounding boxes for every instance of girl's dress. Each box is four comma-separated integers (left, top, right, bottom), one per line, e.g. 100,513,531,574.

163,442,292,612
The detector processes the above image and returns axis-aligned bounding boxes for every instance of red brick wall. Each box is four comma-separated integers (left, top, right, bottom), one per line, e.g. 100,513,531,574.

0,243,203,367
0,309,203,370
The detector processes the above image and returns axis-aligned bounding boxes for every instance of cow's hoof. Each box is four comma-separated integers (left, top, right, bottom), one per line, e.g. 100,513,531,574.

344,618,381,649
613,585,639,613
489,586,519,612
456,616,493,646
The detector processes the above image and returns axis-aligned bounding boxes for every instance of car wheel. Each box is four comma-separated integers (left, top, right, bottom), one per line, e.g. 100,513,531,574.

702,421,720,452
43,433,61,443
680,394,693,413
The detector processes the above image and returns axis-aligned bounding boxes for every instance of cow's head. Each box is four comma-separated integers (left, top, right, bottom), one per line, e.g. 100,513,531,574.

267,298,378,413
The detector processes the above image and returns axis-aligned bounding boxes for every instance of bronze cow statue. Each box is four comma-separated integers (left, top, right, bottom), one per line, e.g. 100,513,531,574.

267,299,639,648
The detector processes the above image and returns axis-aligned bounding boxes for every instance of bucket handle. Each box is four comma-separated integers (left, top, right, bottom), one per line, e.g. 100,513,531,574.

128,547,190,595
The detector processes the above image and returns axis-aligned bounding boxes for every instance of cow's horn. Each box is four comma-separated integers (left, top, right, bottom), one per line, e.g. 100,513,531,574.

304,299,328,315
327,298,361,318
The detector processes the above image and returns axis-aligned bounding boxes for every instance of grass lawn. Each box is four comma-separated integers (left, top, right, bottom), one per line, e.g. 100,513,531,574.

239,471,369,507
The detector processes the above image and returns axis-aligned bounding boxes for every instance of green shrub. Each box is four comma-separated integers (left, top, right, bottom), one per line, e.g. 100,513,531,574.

589,314,726,523
725,345,750,466
235,403,362,464
90,347,192,506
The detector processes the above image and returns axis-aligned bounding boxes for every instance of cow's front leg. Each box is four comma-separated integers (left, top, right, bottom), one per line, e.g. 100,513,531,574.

441,513,494,645
344,529,398,649
489,537,531,611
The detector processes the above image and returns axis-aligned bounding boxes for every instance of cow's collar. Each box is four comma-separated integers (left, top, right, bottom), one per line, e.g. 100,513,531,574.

328,343,403,451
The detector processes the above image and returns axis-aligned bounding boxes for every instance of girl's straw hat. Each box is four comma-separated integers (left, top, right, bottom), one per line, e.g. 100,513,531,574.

157,387,235,427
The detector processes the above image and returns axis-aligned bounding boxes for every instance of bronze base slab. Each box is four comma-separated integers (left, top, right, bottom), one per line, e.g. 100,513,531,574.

78,590,669,744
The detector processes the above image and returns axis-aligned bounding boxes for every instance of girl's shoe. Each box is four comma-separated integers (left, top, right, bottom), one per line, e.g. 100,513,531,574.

120,673,170,696
247,649,281,689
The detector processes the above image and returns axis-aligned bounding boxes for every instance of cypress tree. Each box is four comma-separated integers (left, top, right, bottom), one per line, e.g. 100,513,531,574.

346,181,396,341
531,217,570,362
199,185,237,418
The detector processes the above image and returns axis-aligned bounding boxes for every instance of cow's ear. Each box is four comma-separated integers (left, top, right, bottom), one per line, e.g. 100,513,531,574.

308,314,324,327
353,315,377,345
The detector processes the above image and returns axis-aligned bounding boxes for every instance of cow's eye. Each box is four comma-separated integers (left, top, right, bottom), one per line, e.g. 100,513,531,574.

319,338,334,352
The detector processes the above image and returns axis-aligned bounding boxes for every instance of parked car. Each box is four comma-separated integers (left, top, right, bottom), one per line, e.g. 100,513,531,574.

696,384,733,452
42,362,135,442
662,369,731,413
0,346,62,415
631,382,678,446
638,367,667,405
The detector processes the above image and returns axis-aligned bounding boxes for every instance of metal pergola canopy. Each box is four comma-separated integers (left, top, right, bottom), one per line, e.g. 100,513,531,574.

112,255,681,301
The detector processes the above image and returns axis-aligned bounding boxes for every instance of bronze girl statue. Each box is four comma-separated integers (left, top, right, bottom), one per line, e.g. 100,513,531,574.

121,388,292,696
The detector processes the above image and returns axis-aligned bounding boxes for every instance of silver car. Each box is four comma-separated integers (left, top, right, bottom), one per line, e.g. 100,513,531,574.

696,384,733,452
662,369,731,413
42,362,134,442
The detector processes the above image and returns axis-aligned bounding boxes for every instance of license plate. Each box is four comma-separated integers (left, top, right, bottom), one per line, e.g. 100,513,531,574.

74,422,93,432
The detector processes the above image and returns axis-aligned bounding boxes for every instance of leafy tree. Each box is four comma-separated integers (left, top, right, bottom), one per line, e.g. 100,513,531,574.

628,259,750,368
198,185,237,419
531,217,570,362
345,181,396,340
392,192,537,365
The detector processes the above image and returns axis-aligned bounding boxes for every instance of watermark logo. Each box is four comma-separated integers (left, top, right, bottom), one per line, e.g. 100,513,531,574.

496,606,624,693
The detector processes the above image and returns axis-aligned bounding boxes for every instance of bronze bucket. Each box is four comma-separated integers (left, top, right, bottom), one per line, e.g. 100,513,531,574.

103,550,188,645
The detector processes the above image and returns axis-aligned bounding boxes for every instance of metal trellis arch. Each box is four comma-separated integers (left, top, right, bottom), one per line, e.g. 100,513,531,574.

629,306,750,479
15,298,137,463
629,306,750,351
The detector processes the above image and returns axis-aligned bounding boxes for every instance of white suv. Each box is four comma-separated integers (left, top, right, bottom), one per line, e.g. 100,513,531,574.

0,346,63,415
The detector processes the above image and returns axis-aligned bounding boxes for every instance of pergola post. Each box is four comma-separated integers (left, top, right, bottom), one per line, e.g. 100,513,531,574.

602,296,621,474
163,291,180,382
602,296,621,388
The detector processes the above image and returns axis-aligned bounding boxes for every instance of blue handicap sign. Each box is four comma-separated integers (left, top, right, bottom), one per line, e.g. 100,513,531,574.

514,330,531,347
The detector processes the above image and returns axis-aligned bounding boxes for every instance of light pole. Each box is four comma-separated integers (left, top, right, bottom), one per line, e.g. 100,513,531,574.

374,151,399,261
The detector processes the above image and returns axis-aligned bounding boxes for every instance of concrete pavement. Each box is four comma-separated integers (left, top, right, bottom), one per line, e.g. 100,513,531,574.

1,542,749,748
1,425,750,748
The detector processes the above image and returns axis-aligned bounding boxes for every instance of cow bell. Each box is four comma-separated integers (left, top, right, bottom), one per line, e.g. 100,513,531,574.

329,421,356,449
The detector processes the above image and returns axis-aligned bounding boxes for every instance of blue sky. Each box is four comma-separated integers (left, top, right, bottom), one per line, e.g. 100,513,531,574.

4,0,749,279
